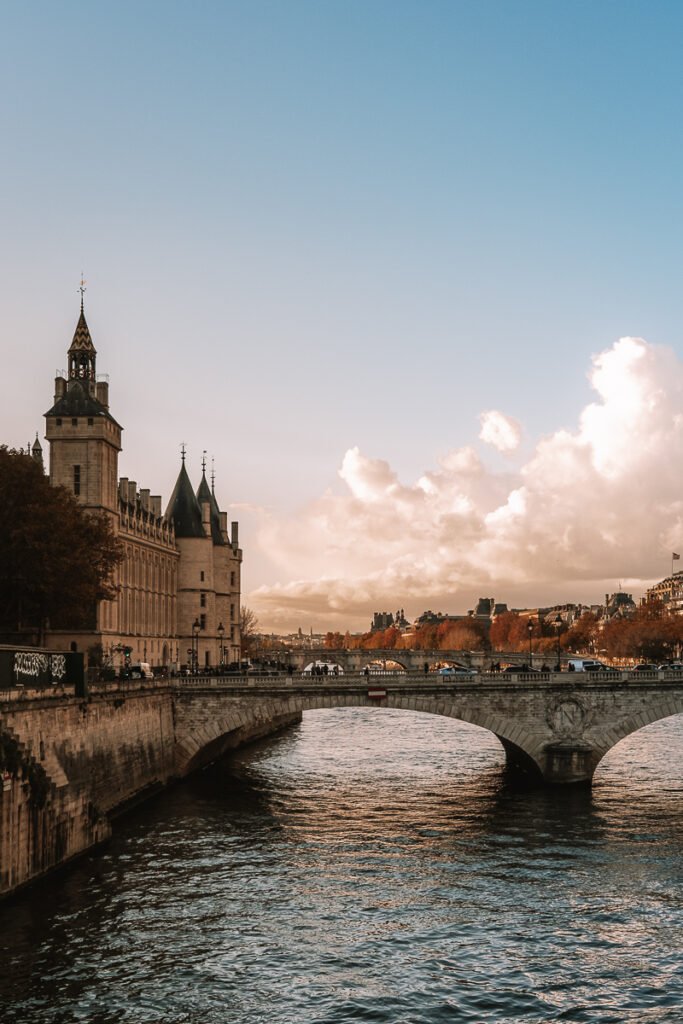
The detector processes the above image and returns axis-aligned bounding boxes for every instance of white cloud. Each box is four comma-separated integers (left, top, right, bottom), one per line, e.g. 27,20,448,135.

478,409,522,452
249,337,683,630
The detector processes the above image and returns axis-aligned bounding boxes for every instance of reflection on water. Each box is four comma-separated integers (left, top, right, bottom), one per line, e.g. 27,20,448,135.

2,709,683,1023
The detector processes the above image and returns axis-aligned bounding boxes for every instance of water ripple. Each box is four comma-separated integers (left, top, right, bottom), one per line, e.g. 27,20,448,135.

2,710,683,1022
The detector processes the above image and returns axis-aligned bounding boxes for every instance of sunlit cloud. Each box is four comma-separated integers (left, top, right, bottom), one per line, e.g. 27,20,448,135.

250,337,683,630
478,409,522,452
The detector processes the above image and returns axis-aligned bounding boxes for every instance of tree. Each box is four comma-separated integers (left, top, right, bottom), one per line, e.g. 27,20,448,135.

0,447,121,642
240,605,259,658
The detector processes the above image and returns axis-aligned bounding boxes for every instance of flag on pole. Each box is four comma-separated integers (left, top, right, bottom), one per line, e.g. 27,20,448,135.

674,553,681,560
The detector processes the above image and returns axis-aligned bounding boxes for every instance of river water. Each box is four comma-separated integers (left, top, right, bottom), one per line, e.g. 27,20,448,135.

2,708,683,1024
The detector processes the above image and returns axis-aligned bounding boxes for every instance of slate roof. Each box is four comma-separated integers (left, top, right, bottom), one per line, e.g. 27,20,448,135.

44,379,121,425
196,472,225,545
165,462,205,538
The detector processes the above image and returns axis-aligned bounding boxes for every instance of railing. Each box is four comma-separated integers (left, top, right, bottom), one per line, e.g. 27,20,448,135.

173,668,683,690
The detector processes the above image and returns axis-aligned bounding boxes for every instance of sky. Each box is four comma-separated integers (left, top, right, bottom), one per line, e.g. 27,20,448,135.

3,1,683,631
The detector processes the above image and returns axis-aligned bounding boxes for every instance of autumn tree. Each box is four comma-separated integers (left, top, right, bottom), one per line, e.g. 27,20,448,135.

324,631,345,649
0,446,121,642
240,605,259,658
565,612,600,654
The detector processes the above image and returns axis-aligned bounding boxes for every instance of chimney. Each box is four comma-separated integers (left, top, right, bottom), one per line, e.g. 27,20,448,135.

202,500,211,535
219,511,228,542
231,521,239,548
119,477,129,503
151,495,162,516
54,376,66,402
96,380,109,408
128,481,137,504
139,488,150,511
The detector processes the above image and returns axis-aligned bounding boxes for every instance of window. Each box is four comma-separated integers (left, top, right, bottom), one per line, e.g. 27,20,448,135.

200,571,205,582
230,572,235,587
230,626,235,641
200,592,206,608
87,417,94,426
200,613,206,630
230,603,235,621
73,465,81,496
56,418,62,426
71,418,78,426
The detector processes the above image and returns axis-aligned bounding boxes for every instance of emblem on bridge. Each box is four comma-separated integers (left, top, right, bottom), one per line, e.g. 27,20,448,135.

548,699,586,739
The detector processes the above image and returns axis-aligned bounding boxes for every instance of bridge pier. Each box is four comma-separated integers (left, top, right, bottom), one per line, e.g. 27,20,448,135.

540,743,597,784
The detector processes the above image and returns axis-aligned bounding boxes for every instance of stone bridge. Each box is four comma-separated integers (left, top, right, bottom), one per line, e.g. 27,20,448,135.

3,668,683,898
174,669,683,786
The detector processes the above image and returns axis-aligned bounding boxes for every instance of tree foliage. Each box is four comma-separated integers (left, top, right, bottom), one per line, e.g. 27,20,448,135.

0,447,121,639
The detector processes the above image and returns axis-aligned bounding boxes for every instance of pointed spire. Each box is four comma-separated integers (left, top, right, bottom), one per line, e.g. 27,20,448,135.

196,459,224,545
165,455,204,537
68,281,97,389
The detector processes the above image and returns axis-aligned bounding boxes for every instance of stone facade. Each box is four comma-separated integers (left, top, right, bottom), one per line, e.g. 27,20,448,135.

42,301,242,671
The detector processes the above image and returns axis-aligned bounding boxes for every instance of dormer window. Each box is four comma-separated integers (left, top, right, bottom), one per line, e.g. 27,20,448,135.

88,417,94,426
71,418,78,426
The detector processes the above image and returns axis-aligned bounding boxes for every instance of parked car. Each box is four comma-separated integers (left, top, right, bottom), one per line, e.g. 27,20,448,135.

633,663,659,672
438,666,476,676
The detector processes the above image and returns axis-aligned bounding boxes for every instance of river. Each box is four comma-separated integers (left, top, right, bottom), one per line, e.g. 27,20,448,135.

2,708,683,1023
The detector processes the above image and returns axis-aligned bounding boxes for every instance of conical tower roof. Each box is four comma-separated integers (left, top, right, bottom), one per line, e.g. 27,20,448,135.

165,461,204,537
69,307,96,354
196,471,224,545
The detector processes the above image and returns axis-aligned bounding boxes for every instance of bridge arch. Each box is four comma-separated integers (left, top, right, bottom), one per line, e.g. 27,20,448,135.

175,694,544,779
591,696,683,773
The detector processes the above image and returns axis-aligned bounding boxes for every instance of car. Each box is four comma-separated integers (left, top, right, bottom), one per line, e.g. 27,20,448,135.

633,663,659,672
438,666,476,676
659,662,683,671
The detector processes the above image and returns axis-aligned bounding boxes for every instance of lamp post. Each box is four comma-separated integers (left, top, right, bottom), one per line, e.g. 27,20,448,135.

217,622,225,669
192,618,201,675
554,614,563,672
527,620,533,668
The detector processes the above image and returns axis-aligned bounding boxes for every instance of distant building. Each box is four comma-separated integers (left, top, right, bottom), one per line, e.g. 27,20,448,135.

644,576,683,614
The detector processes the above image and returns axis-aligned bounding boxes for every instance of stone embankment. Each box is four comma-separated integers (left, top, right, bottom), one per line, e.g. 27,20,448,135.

0,678,299,900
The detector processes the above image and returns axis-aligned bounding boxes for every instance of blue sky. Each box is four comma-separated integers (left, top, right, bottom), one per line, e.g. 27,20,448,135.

3,1,683,628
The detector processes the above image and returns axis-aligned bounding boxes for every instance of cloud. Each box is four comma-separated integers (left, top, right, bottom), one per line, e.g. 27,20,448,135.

249,337,683,630
478,410,522,452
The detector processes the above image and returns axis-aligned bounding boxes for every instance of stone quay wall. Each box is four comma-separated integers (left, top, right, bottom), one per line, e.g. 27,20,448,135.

0,679,299,900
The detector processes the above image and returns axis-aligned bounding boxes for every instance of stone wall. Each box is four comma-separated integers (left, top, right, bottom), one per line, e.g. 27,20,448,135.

0,680,299,900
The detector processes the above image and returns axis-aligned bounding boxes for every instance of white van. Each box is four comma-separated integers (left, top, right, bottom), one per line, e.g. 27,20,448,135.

129,662,153,679
567,658,606,673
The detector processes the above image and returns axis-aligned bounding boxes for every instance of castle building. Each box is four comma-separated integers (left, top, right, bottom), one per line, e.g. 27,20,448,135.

43,298,242,671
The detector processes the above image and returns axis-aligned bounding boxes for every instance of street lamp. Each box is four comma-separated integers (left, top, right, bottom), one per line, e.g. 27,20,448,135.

192,618,201,675
217,622,225,669
554,614,563,672
527,620,533,668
